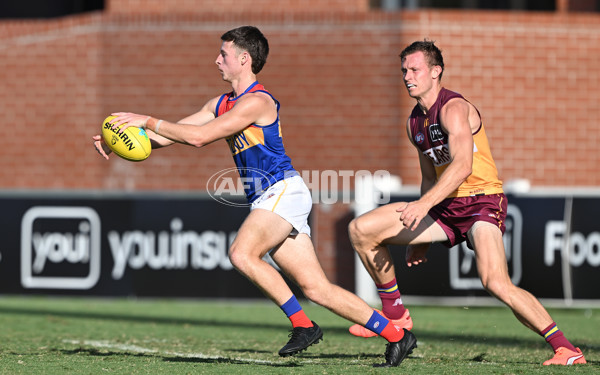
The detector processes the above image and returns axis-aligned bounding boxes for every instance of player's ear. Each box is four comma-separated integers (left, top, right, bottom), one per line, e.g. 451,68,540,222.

431,65,442,80
240,51,250,65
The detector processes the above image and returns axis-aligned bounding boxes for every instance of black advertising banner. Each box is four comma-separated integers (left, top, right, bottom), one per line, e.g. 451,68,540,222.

0,194,598,300
0,195,280,298
388,194,600,300
566,198,600,299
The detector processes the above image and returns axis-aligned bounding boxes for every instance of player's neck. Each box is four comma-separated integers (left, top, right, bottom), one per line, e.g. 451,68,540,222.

231,73,258,98
416,85,442,114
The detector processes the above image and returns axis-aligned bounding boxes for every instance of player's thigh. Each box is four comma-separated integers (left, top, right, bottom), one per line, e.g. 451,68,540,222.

232,208,294,258
468,221,511,283
354,202,447,245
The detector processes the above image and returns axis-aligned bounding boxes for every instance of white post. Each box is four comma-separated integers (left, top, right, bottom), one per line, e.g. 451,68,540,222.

353,173,379,304
353,172,402,305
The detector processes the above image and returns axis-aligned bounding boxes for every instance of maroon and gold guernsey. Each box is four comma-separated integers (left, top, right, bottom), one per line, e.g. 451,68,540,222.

409,88,503,198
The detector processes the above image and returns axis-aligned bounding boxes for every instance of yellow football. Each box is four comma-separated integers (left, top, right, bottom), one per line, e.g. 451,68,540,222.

101,115,151,162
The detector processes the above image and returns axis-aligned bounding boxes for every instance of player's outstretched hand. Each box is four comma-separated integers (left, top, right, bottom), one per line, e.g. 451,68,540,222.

109,112,151,133
406,243,429,267
93,134,111,160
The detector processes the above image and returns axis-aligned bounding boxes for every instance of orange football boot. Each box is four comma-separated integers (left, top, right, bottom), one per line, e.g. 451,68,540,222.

543,347,586,366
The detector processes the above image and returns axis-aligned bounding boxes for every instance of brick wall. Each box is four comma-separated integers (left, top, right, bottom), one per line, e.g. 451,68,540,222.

105,0,369,13
1,6,599,283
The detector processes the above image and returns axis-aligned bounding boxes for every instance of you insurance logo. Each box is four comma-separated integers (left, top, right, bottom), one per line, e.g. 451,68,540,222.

21,206,101,289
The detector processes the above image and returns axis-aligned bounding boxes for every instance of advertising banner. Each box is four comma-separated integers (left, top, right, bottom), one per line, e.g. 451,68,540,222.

1,194,598,300
387,194,600,300
0,195,279,298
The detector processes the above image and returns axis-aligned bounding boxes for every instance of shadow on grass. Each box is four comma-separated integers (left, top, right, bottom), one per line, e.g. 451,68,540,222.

417,330,598,360
0,305,558,347
59,346,389,366
60,347,150,358
0,305,291,332
60,345,599,368
162,356,302,366
295,352,381,359
4,304,598,363
59,347,302,367
226,348,272,354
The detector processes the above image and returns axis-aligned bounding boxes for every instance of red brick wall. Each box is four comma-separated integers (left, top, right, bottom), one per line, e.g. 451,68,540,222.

106,0,369,13
1,8,599,283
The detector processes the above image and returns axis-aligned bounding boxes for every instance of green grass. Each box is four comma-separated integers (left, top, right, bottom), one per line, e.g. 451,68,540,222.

0,296,597,374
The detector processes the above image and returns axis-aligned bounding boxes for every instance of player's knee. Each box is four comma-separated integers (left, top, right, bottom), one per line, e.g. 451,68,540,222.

228,244,248,272
481,276,511,300
299,281,330,306
301,286,322,305
348,217,369,249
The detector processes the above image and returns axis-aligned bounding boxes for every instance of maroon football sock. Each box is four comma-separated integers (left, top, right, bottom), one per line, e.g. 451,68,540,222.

541,322,576,352
377,278,406,319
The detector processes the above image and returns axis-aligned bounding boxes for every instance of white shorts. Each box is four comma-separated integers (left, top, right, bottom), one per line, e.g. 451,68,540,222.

251,175,312,236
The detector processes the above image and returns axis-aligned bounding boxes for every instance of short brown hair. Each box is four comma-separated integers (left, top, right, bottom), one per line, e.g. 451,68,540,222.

221,26,269,74
400,40,445,80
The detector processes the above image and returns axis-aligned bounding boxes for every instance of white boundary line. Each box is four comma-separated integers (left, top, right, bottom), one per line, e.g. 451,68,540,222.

62,339,290,365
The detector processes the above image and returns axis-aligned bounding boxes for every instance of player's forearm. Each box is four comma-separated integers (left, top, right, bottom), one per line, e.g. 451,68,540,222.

145,117,211,148
420,162,471,207
420,177,436,197
146,128,175,149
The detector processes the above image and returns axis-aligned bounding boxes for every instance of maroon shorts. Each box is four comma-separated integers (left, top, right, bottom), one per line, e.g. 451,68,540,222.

428,193,507,249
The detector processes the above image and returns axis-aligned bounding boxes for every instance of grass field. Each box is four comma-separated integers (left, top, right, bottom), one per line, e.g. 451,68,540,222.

0,296,597,374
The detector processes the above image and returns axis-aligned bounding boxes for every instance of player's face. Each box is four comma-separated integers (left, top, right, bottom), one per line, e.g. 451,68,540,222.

216,41,243,82
401,51,436,99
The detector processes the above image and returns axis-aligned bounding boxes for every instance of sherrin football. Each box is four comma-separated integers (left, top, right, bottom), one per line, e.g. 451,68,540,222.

101,115,151,161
